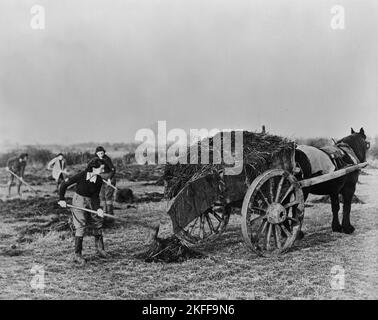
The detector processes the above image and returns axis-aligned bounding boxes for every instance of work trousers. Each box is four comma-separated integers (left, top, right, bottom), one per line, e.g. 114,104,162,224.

99,174,116,209
71,193,103,237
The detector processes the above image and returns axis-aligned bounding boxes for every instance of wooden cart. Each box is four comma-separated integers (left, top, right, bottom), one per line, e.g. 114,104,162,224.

165,147,367,257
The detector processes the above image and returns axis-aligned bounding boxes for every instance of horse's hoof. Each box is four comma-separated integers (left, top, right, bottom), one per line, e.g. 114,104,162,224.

332,224,343,232
342,225,355,234
296,231,305,240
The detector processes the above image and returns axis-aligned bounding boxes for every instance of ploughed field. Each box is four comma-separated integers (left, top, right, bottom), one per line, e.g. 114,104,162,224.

0,165,378,300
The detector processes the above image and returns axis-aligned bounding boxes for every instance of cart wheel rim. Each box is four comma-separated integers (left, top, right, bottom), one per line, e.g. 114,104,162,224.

176,205,230,246
241,169,304,257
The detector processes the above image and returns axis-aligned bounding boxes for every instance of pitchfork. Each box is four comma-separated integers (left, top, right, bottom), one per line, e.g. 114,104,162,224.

102,179,118,191
65,204,127,222
6,168,39,195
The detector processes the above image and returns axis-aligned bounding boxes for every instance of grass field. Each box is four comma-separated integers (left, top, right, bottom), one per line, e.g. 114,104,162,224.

0,167,378,300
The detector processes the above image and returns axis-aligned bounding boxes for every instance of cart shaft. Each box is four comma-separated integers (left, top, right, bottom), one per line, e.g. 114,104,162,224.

299,162,368,188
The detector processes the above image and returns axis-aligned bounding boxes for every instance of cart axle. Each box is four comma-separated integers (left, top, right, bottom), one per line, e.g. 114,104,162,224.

266,203,287,224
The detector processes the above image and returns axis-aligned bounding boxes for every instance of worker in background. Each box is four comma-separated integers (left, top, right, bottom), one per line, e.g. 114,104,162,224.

6,153,28,197
47,153,68,192
94,146,116,224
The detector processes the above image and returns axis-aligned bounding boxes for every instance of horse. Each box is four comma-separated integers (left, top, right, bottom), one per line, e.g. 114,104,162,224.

294,128,370,235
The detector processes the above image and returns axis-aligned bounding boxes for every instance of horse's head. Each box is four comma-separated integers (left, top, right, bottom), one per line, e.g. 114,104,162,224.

338,127,370,162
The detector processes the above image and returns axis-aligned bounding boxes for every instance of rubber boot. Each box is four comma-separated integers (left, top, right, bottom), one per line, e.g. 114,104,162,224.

16,182,22,197
94,235,108,258
73,237,86,266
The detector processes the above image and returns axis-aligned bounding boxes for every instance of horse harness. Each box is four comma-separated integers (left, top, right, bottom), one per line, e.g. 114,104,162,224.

320,143,359,171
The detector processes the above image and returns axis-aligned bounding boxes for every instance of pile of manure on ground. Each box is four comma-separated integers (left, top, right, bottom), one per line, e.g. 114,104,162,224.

1,197,74,237
115,188,134,203
116,188,164,203
135,226,204,263
0,245,25,257
135,236,204,263
0,197,70,218
135,192,164,203
163,130,295,199
17,215,73,239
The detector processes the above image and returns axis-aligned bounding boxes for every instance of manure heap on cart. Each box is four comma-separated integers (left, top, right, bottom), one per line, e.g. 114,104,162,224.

163,130,297,253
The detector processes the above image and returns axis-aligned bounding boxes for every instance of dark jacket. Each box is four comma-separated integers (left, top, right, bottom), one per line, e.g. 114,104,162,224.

97,155,116,180
59,171,103,210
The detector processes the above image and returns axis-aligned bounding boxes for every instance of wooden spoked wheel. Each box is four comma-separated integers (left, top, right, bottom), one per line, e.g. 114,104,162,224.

241,169,304,256
177,204,231,246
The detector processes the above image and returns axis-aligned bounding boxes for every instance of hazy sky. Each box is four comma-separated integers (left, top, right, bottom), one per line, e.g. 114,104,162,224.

0,0,377,146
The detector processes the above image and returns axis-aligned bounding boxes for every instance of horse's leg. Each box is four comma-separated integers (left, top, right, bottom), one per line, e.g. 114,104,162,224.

341,186,356,234
330,193,342,232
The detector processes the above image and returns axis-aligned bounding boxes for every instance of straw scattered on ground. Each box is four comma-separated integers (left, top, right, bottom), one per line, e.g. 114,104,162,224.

135,235,204,263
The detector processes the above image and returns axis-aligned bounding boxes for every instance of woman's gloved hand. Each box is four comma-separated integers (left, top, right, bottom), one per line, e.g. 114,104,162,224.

97,208,104,218
58,200,67,208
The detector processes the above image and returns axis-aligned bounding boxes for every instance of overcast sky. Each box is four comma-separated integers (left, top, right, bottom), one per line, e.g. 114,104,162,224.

0,0,377,146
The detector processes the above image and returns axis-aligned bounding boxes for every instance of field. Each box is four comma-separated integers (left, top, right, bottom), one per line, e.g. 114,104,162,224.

0,165,378,300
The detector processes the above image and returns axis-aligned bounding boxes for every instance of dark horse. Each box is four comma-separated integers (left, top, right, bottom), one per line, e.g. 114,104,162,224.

295,128,369,234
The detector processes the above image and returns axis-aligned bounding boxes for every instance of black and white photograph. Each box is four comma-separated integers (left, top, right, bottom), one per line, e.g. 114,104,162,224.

0,0,377,304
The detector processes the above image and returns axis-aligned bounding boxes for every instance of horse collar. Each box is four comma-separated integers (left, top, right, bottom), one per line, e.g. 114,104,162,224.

337,142,360,165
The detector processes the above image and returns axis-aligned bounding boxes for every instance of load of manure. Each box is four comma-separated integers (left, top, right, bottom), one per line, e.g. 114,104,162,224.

163,130,295,199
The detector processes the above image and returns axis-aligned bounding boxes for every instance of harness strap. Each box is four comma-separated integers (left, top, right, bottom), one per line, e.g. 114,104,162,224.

319,145,346,170
337,143,360,165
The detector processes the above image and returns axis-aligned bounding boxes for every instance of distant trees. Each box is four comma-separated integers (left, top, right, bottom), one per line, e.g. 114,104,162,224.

0,147,53,167
2,137,376,168
0,142,140,167
0,147,92,167
295,135,378,160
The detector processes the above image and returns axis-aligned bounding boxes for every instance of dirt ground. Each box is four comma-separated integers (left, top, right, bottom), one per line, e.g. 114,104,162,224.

0,167,377,300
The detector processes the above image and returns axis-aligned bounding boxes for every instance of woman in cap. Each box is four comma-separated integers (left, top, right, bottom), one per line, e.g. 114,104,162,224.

58,158,107,265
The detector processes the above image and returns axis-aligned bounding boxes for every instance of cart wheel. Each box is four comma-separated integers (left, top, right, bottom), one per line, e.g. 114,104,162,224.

177,204,231,246
241,169,304,256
